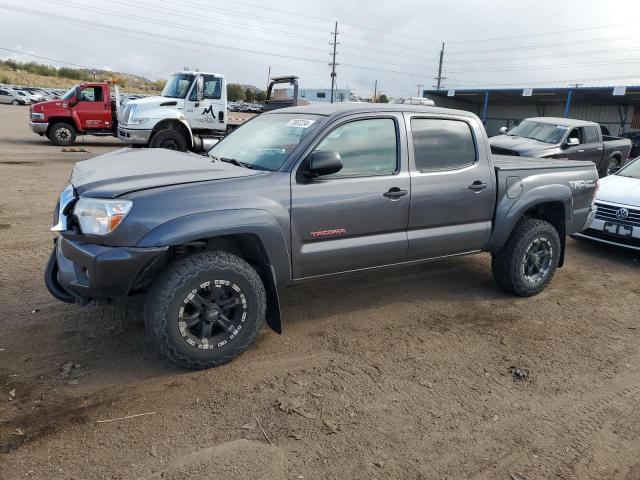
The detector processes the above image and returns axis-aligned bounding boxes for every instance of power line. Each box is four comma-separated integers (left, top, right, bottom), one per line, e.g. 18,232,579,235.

445,47,640,65
446,34,640,55
446,57,640,74
0,4,327,66
448,21,640,44
446,74,640,88
45,0,329,55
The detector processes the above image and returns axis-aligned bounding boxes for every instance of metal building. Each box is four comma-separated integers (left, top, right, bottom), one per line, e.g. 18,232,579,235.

423,86,640,136
278,87,352,103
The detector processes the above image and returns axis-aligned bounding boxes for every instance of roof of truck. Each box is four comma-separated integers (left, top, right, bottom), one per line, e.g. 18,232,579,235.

524,117,596,127
269,102,479,118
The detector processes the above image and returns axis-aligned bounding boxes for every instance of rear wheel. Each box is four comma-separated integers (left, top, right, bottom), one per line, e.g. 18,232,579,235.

149,129,188,152
601,157,619,177
144,251,266,369
49,122,76,146
491,217,561,297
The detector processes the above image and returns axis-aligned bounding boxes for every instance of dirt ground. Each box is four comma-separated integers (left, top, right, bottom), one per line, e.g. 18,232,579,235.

0,103,639,480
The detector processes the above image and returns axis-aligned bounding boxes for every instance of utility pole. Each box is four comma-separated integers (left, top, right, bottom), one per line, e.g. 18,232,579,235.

329,21,339,103
434,42,446,90
266,66,271,91
415,84,423,97
373,79,377,102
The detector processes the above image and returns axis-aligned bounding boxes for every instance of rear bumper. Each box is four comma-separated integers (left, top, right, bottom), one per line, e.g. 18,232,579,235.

118,126,152,145
46,237,169,303
29,121,48,134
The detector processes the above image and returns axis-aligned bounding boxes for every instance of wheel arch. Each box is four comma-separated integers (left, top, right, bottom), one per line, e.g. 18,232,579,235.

137,209,292,334
487,184,573,266
149,118,193,148
46,117,78,136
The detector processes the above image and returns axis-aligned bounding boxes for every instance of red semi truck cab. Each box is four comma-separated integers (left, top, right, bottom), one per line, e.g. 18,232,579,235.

29,82,118,146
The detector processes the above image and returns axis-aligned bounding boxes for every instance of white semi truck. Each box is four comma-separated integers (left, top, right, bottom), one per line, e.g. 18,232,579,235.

117,71,299,152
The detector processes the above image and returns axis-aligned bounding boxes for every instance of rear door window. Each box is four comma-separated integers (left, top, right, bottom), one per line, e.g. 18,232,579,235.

582,126,600,144
411,118,477,171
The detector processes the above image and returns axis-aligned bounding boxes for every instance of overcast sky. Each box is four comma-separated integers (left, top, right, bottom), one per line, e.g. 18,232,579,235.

2,0,640,97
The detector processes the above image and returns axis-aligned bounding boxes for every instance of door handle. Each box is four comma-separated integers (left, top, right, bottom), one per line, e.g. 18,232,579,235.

468,181,488,191
578,149,584,153
383,187,408,199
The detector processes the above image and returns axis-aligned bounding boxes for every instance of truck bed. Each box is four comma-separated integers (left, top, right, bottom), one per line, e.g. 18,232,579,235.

492,155,594,171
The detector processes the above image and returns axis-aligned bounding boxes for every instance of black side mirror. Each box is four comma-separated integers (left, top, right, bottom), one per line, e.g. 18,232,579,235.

309,151,342,177
196,76,204,102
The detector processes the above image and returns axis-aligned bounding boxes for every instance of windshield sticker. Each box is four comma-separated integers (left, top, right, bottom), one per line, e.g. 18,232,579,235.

286,119,316,128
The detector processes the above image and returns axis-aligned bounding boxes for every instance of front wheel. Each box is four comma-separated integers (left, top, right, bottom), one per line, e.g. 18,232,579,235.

144,251,266,369
11,99,19,105
149,129,188,152
491,217,561,297
49,122,77,146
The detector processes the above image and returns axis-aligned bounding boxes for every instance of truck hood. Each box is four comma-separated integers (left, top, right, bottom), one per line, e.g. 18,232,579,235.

71,148,262,198
597,174,640,207
490,135,558,156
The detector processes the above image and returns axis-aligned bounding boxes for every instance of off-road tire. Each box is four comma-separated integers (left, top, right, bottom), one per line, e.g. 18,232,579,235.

49,122,77,146
149,129,188,152
144,251,266,370
601,157,619,177
491,217,561,297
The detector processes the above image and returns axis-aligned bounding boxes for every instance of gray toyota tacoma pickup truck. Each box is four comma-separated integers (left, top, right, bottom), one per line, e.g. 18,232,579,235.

45,104,599,369
490,117,631,177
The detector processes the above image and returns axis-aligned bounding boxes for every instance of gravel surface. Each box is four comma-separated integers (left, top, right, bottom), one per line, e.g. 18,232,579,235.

0,104,639,479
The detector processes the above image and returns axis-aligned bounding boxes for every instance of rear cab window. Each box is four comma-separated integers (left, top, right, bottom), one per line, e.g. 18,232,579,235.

410,118,477,171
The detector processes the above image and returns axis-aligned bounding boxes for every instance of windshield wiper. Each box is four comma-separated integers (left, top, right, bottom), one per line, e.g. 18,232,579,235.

212,156,256,170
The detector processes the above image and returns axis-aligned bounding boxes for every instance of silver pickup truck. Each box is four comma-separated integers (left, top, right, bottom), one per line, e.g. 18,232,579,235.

490,117,632,177
45,104,599,369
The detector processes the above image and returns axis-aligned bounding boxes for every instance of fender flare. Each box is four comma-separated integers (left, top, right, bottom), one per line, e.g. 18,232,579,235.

486,184,573,253
137,209,291,334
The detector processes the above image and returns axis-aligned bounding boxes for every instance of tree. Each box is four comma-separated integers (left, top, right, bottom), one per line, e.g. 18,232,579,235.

244,87,255,103
255,90,266,102
378,94,389,103
227,83,245,102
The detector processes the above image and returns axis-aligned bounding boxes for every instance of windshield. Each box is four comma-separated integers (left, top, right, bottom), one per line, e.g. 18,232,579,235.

618,156,640,179
161,73,195,99
506,120,568,144
62,86,76,100
208,114,323,171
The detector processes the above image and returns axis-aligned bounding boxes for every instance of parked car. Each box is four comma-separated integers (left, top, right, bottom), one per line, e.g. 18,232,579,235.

394,97,435,106
45,104,599,369
0,87,28,105
491,117,632,177
573,156,640,250
620,130,640,158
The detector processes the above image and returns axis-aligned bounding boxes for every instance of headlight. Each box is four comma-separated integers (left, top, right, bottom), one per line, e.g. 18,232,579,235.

127,117,149,125
73,198,132,235
31,112,44,120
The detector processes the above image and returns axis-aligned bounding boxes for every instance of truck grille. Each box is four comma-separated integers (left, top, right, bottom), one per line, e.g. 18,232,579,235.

491,146,519,156
594,202,640,228
120,105,132,124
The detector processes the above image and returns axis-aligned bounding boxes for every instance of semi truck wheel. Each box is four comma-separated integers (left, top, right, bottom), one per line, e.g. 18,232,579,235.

491,217,560,297
49,123,77,146
149,129,188,152
144,251,266,370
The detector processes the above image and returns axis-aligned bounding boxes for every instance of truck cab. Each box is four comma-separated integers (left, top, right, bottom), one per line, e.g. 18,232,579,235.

29,82,118,146
118,71,228,152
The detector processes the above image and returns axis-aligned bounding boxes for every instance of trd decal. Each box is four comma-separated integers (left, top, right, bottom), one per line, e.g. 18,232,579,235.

310,228,346,238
